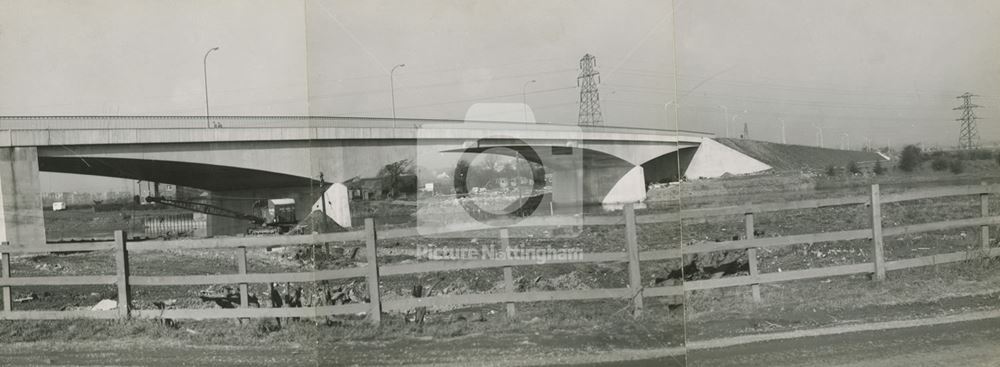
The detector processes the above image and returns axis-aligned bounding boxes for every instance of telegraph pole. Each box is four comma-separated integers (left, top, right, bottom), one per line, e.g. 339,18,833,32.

319,172,328,232
577,54,603,126
954,92,982,150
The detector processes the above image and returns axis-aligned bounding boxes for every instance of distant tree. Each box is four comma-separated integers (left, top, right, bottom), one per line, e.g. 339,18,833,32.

479,154,503,173
961,149,993,161
498,162,518,188
847,161,861,175
873,160,886,175
931,156,949,171
378,159,415,199
898,145,922,172
949,159,964,174
454,159,471,195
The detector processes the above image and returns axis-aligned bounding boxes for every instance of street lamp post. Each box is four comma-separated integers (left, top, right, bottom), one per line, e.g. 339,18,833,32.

813,124,824,148
780,118,786,144
731,109,747,139
522,79,536,123
203,46,220,128
718,105,729,138
390,63,406,128
731,115,739,139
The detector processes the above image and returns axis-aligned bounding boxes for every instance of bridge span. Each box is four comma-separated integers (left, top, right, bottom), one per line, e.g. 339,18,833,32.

0,116,768,245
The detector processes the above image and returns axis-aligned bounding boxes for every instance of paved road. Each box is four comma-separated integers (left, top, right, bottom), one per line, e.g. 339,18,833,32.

687,317,1000,367
2,318,998,366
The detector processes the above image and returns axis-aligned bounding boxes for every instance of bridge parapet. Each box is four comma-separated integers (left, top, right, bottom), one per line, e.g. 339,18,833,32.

0,116,710,147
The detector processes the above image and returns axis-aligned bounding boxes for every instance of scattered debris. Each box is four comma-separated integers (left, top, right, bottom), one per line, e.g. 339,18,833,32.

92,299,117,311
14,293,38,303
198,286,258,308
407,285,427,324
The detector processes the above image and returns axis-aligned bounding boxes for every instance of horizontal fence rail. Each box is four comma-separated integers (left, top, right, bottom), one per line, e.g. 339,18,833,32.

1,183,998,321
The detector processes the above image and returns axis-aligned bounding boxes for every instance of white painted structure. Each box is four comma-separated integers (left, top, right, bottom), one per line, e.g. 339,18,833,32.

684,138,772,179
310,182,351,228
602,166,647,204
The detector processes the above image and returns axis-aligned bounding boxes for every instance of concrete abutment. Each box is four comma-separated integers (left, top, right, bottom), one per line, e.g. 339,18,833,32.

0,147,46,246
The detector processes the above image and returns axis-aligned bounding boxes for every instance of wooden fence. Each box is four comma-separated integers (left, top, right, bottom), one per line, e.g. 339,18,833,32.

1,183,999,323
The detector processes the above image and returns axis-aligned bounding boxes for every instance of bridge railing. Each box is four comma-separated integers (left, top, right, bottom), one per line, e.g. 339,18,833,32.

0,115,713,138
1,183,997,322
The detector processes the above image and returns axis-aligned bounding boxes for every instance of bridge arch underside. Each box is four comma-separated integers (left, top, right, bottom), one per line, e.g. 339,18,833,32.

39,156,325,236
640,147,699,185
581,146,698,205
455,145,696,206
39,156,320,192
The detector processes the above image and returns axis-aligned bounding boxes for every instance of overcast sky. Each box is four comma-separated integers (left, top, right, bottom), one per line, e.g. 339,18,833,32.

1,0,998,191
675,0,1000,149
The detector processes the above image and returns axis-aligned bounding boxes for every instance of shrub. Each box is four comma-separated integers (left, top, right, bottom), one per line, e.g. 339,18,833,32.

931,156,950,171
899,145,922,172
873,160,886,175
949,159,964,174
825,165,837,177
847,161,861,175
959,149,993,161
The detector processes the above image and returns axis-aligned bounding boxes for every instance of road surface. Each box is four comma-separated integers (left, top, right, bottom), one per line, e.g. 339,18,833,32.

687,317,1000,367
1,318,997,366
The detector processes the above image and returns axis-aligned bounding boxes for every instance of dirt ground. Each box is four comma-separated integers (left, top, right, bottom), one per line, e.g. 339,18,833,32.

9,164,1000,364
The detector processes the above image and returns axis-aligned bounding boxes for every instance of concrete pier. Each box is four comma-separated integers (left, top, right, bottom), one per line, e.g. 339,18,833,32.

0,147,46,246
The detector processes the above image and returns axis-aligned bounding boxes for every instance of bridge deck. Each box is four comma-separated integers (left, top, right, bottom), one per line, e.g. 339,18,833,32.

0,116,710,147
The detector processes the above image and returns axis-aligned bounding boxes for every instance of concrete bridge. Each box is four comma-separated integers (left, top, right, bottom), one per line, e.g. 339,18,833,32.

0,116,768,246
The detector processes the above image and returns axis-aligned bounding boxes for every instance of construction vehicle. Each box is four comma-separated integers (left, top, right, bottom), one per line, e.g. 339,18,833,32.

251,198,298,234
144,196,298,235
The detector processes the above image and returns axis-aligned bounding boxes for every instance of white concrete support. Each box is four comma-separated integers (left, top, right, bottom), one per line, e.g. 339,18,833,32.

311,182,352,228
601,166,647,205
0,147,46,246
684,138,771,179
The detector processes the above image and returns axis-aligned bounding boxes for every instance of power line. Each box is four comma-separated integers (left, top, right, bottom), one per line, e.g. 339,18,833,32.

332,85,577,116
309,68,577,101
954,92,982,149
577,54,603,126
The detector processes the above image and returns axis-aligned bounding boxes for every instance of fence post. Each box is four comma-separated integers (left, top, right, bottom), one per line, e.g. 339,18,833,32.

237,246,249,308
745,206,761,303
624,203,643,317
113,230,131,319
869,184,886,281
980,183,990,252
364,218,382,325
1,241,11,312
500,228,516,319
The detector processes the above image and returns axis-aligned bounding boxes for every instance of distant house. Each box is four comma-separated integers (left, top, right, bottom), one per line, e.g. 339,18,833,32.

345,177,384,200
345,174,418,200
